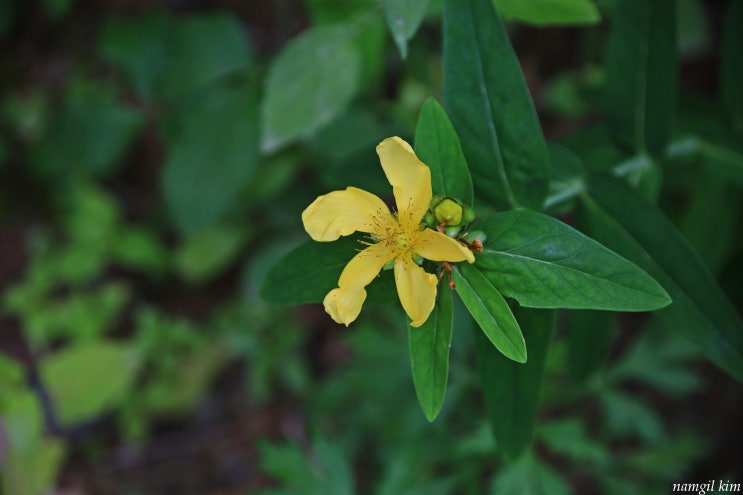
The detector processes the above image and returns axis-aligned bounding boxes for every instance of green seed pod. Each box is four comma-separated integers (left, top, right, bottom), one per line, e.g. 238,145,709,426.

444,225,462,237
461,205,475,224
434,198,463,226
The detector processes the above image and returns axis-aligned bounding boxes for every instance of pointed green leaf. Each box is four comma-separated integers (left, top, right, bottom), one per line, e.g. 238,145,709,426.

474,210,671,311
580,174,743,382
414,97,474,206
260,236,396,306
475,307,554,461
453,263,526,363
444,0,549,209
604,0,677,155
383,0,430,59
409,276,453,422
493,0,600,26
262,25,361,152
721,0,743,134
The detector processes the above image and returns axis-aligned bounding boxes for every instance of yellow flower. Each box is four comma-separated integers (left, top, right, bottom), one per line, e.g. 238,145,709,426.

302,136,475,327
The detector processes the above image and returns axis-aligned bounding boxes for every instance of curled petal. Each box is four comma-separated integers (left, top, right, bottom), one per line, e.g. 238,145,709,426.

302,187,395,242
394,255,438,327
376,137,432,230
324,242,396,326
415,229,475,264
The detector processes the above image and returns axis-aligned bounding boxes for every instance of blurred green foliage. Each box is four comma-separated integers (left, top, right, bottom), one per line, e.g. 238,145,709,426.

0,0,741,494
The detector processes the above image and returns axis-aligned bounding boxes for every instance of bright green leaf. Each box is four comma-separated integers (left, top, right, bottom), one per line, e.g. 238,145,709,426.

163,80,259,234
453,263,526,363
40,341,140,426
474,210,671,311
604,0,677,155
444,0,550,209
493,0,600,26
409,276,453,422
262,25,361,152
580,174,743,382
383,0,431,59
474,307,553,460
414,97,474,206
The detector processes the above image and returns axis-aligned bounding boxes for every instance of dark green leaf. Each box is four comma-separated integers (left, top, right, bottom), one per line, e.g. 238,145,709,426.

414,98,474,206
604,0,677,155
493,0,600,26
260,236,396,306
580,174,743,382
538,419,610,465
444,0,549,209
453,263,526,363
409,276,453,422
383,0,430,59
474,210,671,311
262,25,361,152
492,451,572,494
721,0,743,134
474,307,554,460
162,80,259,234
568,310,616,384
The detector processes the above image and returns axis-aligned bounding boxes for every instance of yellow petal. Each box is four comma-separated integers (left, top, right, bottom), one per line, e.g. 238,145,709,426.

302,187,396,241
414,229,475,264
324,242,395,326
394,255,438,327
376,137,432,231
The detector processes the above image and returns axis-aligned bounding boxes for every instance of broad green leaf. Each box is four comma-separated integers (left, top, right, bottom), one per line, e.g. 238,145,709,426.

409,276,453,422
383,0,431,59
474,210,671,311
158,13,251,100
604,0,677,155
474,307,554,461
414,98,474,206
262,25,361,152
580,174,743,382
453,263,526,363
721,0,743,134
40,341,140,426
568,310,616,384
493,0,600,26
162,80,259,234
444,0,549,209
260,236,396,306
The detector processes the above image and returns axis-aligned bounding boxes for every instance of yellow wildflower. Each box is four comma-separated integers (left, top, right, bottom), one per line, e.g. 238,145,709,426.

302,136,475,327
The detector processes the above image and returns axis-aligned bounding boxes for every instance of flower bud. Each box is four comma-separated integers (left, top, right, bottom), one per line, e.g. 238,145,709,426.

461,205,475,224
434,198,463,226
462,230,487,245
444,225,462,237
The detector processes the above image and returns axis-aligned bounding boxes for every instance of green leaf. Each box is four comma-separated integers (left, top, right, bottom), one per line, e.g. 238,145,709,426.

474,210,671,311
443,0,550,209
262,25,361,152
260,236,396,306
538,419,610,465
493,0,600,26
162,80,259,234
492,452,572,494
414,97,474,206
174,223,251,283
409,276,453,422
474,307,554,461
157,13,251,100
383,0,431,59
568,310,616,384
599,389,664,443
604,0,677,155
40,341,140,426
580,174,743,382
721,0,743,134
453,263,526,363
